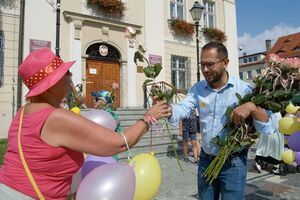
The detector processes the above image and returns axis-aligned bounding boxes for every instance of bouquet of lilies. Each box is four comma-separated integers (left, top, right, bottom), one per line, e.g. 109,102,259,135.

203,54,300,183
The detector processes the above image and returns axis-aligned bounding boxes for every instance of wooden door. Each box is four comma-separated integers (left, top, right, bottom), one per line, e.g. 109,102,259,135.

86,60,120,108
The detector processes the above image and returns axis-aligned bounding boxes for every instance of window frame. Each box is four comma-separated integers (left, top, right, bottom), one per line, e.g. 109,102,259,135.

247,70,252,79
171,55,188,91
169,0,185,19
239,72,243,80
203,0,216,28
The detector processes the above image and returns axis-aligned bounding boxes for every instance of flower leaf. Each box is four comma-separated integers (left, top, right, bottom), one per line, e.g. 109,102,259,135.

143,66,156,78
235,93,243,104
273,89,287,98
267,101,282,112
134,51,144,64
240,140,255,148
241,93,252,104
143,79,153,86
225,107,233,118
138,45,146,53
252,95,266,105
154,64,162,78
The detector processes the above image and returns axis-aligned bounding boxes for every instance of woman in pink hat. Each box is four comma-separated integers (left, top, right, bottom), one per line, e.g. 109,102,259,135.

0,48,171,200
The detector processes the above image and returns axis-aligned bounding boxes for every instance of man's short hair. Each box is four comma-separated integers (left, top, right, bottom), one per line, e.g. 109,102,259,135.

202,42,228,59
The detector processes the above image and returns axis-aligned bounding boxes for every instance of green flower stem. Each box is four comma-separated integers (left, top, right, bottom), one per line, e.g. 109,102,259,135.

203,136,238,183
165,119,183,172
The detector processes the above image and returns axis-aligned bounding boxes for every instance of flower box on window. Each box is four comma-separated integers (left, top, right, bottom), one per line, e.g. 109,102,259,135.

169,19,195,38
202,27,227,43
88,0,126,18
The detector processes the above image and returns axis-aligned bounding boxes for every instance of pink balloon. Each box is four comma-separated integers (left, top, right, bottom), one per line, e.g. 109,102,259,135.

77,163,135,200
81,109,117,130
295,152,300,165
81,155,117,179
287,131,300,151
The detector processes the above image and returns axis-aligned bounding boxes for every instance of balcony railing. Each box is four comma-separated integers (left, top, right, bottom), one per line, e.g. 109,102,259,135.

143,81,187,108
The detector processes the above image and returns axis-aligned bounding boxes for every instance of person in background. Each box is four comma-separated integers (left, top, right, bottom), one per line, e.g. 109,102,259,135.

180,109,200,163
0,48,171,200
92,90,111,109
252,112,284,175
59,97,69,110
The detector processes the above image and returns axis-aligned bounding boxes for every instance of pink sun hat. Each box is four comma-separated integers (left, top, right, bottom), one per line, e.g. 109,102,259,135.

19,48,75,97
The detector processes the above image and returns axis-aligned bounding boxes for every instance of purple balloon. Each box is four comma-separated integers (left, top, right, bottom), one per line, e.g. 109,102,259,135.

287,131,300,151
295,152,300,165
77,163,136,200
81,155,117,179
81,109,117,130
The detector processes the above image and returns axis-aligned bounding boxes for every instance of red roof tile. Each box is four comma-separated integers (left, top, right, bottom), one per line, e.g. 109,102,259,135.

268,32,300,58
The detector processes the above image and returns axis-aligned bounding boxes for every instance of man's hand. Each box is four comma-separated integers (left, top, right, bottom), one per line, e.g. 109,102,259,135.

230,102,269,125
230,102,255,125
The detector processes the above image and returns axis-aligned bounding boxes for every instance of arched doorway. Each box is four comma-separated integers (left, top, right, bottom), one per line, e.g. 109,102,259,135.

85,43,121,108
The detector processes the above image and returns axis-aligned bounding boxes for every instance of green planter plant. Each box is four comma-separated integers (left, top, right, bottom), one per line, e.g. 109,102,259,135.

88,0,126,18
202,27,227,43
0,139,7,165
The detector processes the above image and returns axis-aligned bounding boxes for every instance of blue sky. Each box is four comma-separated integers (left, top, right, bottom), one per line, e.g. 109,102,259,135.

236,0,300,55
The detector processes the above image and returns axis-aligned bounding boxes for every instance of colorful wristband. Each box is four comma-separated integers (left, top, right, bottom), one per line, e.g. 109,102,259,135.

137,118,150,131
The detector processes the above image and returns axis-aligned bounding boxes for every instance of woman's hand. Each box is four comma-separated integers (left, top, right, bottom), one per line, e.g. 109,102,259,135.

145,100,172,120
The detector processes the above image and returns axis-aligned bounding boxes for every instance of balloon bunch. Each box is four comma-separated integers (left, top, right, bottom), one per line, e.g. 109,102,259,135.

69,109,162,200
75,152,162,200
279,103,300,164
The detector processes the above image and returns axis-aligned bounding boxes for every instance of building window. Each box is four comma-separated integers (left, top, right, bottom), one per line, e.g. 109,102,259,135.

171,55,187,90
248,57,253,63
243,58,247,64
203,1,215,28
253,56,257,62
256,68,261,75
247,71,252,79
239,72,243,79
170,0,185,19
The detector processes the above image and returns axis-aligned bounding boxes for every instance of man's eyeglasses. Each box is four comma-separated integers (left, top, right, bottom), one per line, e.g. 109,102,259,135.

200,58,226,69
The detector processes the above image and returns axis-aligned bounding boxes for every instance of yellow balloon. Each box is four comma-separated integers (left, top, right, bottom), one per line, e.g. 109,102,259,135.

285,102,299,114
71,107,81,114
281,149,295,164
278,117,300,135
130,153,161,200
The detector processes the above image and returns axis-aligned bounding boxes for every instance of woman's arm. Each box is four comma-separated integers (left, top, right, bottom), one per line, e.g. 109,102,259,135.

41,101,170,156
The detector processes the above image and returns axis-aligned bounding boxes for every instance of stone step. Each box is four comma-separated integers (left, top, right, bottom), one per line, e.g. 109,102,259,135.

118,139,184,159
119,125,179,134
114,107,182,159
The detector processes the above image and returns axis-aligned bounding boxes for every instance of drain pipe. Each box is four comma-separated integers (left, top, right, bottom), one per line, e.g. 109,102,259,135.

55,0,61,56
17,0,25,109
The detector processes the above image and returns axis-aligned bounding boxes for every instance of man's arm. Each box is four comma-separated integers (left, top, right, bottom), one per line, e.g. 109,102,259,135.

230,102,277,135
230,102,268,125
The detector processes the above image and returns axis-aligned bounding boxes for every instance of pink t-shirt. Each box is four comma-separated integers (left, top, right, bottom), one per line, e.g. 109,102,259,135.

0,107,84,199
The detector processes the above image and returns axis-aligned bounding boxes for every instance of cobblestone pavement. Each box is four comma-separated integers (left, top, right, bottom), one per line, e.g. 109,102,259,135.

154,148,300,200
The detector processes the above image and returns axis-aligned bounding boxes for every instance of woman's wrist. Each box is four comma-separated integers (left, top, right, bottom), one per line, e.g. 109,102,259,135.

144,113,157,124
137,117,150,131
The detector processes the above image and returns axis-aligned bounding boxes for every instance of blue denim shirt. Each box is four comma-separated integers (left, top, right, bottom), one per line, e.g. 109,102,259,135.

169,75,272,155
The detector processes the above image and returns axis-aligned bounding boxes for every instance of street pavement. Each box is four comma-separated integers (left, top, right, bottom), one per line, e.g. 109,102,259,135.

154,148,300,200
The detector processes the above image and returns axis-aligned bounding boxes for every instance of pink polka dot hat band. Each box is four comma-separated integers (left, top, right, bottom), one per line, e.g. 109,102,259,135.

24,57,63,88
19,48,75,97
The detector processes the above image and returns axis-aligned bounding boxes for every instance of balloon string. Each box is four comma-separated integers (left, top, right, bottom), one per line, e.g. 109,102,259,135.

120,132,132,161
150,127,153,152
